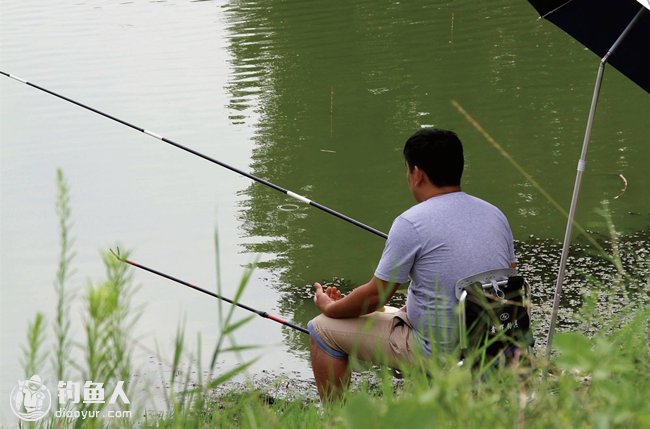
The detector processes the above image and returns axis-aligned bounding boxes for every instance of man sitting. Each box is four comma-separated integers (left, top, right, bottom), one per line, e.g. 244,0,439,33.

308,128,517,400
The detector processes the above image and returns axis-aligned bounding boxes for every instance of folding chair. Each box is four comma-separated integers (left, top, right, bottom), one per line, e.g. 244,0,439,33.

455,268,533,366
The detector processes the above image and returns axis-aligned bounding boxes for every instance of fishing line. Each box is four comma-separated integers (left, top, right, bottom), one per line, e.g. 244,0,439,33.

1,71,388,240
110,250,309,335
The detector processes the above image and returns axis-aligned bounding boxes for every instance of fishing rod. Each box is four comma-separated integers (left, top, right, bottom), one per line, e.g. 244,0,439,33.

0,71,388,240
110,250,309,335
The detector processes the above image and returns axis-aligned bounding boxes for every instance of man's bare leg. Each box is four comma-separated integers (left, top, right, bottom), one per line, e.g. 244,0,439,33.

310,337,350,401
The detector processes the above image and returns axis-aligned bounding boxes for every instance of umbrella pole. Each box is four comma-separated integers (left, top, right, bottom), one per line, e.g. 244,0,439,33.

545,7,646,360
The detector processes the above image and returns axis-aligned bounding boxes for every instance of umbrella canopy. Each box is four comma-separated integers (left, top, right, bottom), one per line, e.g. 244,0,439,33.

528,0,650,92
525,0,649,358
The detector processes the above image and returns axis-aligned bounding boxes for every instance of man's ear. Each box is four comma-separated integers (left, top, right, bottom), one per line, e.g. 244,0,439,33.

413,166,425,185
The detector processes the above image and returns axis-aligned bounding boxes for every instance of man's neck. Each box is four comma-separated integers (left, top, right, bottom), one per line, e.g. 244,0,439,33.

416,185,461,203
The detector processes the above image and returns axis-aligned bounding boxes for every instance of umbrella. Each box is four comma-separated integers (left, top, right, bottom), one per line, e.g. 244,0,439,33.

529,0,649,92
525,0,650,358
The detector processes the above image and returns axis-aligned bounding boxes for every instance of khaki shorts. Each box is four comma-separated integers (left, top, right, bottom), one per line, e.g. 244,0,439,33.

307,307,418,368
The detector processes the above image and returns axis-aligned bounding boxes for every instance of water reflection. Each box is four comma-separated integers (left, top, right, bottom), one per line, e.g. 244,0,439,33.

222,0,650,352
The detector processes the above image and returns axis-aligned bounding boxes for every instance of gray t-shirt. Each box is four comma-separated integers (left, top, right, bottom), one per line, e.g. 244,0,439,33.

374,192,516,354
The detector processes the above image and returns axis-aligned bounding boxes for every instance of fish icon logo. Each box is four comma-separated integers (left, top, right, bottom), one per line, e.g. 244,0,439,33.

9,375,52,422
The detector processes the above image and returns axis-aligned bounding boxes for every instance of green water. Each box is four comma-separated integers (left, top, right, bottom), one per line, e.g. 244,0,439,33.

224,1,649,295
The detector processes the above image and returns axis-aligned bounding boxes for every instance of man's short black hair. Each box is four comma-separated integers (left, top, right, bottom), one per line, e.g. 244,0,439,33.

403,128,464,187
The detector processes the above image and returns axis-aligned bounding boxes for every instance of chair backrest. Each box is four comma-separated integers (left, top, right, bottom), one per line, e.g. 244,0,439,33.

456,268,533,360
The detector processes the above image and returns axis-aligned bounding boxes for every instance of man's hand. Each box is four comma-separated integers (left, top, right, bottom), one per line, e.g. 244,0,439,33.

313,283,343,315
313,277,400,318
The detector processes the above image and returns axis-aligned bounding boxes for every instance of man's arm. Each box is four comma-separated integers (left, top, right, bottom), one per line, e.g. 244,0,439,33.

313,276,400,318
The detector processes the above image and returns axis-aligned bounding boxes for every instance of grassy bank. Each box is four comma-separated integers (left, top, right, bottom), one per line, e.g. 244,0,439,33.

147,301,649,429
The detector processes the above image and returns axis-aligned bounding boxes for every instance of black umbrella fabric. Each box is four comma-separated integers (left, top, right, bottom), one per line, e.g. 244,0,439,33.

525,0,649,358
528,0,649,92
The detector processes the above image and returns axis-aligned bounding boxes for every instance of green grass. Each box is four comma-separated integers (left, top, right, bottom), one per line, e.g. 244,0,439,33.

17,169,650,428
145,299,649,429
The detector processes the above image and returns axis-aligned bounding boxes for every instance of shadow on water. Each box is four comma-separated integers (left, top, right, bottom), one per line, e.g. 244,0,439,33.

221,1,650,354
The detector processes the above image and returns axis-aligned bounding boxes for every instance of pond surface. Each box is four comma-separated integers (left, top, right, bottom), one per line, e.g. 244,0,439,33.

1,0,648,423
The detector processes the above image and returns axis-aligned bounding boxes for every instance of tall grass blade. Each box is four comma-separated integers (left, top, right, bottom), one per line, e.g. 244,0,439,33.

53,168,75,381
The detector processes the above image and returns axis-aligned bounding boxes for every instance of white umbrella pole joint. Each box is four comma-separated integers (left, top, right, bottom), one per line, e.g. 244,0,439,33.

545,6,647,359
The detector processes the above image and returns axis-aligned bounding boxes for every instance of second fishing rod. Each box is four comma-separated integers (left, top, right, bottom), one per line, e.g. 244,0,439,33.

110,250,309,335
1,71,388,240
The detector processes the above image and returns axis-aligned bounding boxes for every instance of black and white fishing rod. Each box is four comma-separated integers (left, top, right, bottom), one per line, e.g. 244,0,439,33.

110,250,309,335
1,71,388,240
